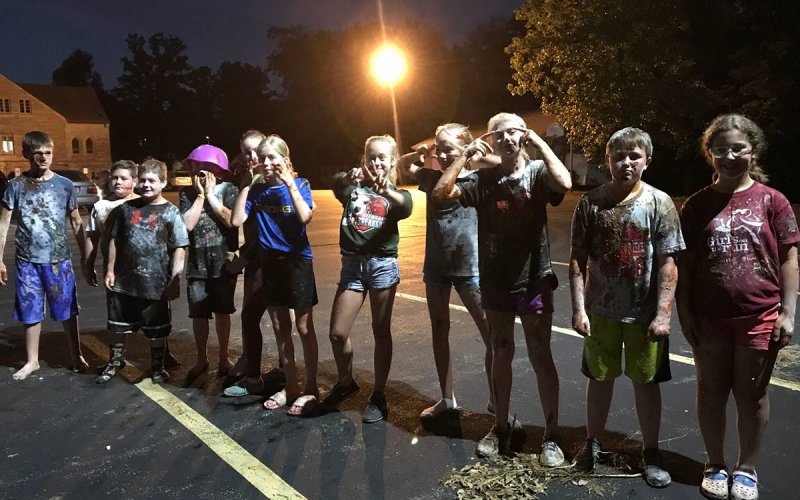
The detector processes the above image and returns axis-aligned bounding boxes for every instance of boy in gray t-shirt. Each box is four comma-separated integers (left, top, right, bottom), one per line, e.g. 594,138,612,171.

0,131,88,380
569,128,685,488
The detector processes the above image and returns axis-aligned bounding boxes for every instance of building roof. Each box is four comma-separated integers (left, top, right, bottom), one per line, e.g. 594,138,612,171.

18,83,109,124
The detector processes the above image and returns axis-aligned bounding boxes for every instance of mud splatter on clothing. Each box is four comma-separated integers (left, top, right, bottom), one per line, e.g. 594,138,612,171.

107,199,189,300
572,182,685,323
456,160,562,294
681,181,800,318
416,168,479,278
1,173,76,263
245,179,313,259
179,182,239,278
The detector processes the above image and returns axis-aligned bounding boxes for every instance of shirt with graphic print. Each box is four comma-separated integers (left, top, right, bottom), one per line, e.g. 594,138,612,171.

416,167,479,278
681,182,800,318
456,160,563,294
571,182,685,323
1,172,77,263
107,199,190,300
332,173,413,257
179,182,240,278
245,178,314,260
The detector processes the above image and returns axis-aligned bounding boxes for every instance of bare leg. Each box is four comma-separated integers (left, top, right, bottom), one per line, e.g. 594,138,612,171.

295,307,319,397
586,378,615,440
633,381,662,449
269,306,301,400
521,313,560,439
369,285,397,395
329,288,366,385
13,322,42,380
62,316,87,371
732,345,776,470
694,338,734,465
215,313,232,371
425,283,455,404
456,285,492,409
486,309,517,436
191,318,210,373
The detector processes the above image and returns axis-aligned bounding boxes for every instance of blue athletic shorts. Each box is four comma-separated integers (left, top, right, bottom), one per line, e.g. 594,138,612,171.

14,258,79,324
338,255,400,292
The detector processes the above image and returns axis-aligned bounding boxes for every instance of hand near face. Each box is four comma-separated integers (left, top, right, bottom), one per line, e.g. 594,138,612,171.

203,171,217,195
193,174,204,195
363,162,388,193
465,137,493,159
348,167,364,185
275,163,295,186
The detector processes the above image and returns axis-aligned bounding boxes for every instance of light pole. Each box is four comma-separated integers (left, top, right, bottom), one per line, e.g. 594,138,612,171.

371,44,407,180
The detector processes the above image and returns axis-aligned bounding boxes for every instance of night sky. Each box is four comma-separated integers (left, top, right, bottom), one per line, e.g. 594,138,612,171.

2,0,525,85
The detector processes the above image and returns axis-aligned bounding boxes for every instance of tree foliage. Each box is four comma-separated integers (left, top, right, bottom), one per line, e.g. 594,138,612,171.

509,0,800,197
52,49,104,90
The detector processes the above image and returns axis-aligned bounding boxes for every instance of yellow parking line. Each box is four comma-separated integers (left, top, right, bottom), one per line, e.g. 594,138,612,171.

82,338,304,499
135,380,306,500
395,292,800,393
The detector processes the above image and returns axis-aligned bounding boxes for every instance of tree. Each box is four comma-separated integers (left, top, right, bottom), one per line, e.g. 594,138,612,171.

52,49,104,90
210,62,273,152
112,33,200,160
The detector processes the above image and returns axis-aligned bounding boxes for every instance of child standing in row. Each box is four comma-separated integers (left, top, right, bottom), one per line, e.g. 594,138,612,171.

569,127,684,487
326,135,413,423
103,159,189,383
434,113,571,461
678,114,799,500
180,145,240,379
0,131,88,379
398,123,492,419
231,135,319,415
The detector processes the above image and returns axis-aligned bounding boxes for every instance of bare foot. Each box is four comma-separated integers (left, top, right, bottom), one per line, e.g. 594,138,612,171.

420,399,458,419
13,361,40,380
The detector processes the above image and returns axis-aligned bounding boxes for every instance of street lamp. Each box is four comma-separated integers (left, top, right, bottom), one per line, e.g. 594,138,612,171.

371,44,407,180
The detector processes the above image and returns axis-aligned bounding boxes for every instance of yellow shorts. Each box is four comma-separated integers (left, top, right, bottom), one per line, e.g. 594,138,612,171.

581,314,671,384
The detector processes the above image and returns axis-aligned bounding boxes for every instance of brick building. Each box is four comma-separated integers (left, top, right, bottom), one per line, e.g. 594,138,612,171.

0,73,111,177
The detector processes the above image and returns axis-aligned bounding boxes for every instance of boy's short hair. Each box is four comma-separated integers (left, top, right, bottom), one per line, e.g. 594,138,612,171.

22,131,54,155
606,127,653,158
138,159,167,182
241,129,267,143
109,160,138,178
435,123,473,146
487,112,526,134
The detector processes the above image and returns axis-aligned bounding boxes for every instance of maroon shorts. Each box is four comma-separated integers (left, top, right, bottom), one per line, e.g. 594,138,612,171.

480,283,554,316
696,304,780,351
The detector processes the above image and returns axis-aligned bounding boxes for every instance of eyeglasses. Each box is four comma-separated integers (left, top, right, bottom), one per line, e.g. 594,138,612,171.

709,144,752,158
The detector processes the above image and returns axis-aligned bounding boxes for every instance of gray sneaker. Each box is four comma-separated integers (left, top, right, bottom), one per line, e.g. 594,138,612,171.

539,439,565,467
643,448,671,488
476,427,500,457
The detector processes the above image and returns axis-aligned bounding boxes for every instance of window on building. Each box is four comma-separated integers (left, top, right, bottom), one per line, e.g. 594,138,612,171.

71,138,80,154
0,99,10,113
1,135,13,154
19,99,31,113
85,138,94,154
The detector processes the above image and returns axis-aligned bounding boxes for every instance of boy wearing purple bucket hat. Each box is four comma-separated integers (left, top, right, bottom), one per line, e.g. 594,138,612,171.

179,145,240,380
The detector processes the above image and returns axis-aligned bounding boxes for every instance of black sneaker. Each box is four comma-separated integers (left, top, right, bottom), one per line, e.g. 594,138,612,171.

322,379,360,407
151,369,170,384
362,392,388,423
574,438,602,472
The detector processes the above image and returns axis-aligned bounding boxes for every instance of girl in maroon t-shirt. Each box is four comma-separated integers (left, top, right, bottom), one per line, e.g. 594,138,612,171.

677,114,799,500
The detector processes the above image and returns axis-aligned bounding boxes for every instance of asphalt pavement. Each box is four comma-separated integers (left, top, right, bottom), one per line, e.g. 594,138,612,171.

2,189,800,499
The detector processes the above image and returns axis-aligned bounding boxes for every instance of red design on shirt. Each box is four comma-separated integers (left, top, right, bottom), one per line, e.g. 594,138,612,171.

348,192,389,233
147,213,158,229
130,210,141,225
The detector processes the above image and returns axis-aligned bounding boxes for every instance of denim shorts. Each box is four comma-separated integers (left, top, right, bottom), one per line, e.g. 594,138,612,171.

423,271,479,291
338,255,400,292
14,258,79,324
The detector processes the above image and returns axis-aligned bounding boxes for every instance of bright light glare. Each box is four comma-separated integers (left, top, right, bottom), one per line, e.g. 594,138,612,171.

371,45,406,86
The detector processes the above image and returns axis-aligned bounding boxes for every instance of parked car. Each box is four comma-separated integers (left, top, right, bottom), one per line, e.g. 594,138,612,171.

53,169,101,209
167,169,193,190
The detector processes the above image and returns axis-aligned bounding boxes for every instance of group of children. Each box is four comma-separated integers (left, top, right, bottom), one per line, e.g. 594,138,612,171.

0,111,795,499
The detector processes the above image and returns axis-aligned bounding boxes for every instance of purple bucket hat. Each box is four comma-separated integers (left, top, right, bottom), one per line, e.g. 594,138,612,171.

184,145,230,173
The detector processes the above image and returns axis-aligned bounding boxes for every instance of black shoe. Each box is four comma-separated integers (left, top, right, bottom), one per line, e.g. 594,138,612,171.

151,369,170,384
322,379,360,407
574,438,602,472
362,392,388,423
95,361,125,384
